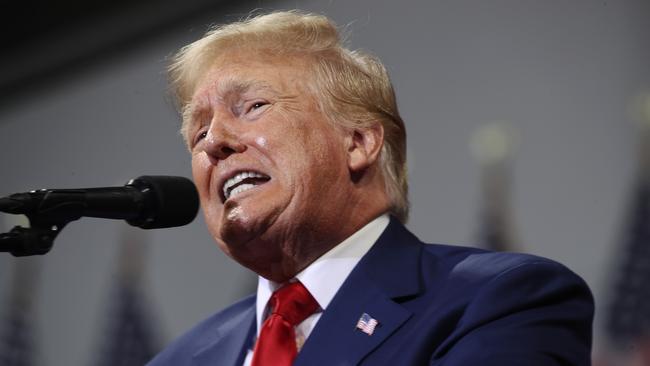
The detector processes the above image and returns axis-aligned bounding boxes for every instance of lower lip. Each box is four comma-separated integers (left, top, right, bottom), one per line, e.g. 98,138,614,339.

224,180,270,202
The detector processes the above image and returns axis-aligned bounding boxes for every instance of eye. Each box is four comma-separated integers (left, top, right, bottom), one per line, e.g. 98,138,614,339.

192,129,208,147
245,100,270,115
251,102,267,110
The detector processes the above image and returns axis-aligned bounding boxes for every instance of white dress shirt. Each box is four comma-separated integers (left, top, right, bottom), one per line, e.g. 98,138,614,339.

242,214,390,366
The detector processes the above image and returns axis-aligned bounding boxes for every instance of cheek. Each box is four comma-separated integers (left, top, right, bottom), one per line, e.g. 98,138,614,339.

191,154,223,237
191,153,213,195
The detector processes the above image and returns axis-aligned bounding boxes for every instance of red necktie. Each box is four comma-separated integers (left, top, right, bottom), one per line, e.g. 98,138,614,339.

251,281,319,366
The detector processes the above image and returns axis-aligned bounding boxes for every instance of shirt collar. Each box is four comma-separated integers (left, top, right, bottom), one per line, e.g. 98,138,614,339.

255,214,390,333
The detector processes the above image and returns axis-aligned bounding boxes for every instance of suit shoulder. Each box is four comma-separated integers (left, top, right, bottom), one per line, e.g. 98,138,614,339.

147,294,255,365
420,242,587,289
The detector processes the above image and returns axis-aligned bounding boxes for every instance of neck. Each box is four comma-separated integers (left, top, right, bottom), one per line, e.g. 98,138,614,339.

260,190,389,283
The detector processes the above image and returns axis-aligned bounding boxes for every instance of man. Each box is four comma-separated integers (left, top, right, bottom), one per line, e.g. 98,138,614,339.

149,11,593,366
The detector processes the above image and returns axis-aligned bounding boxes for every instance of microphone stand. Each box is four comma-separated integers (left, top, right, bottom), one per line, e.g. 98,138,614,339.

0,217,70,257
0,175,200,256
0,195,76,256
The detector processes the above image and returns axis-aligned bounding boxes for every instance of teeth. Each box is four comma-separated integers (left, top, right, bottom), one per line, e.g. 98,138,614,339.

223,171,267,200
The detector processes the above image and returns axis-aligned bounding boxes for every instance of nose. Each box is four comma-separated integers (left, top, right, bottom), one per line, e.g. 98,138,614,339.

202,122,246,162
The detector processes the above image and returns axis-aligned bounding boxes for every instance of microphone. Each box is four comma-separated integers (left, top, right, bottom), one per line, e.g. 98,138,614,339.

0,176,199,229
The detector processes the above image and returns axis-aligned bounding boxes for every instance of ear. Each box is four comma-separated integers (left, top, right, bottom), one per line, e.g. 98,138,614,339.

346,123,384,173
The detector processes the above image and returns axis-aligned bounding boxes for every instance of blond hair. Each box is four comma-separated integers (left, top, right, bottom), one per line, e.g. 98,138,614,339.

168,10,409,222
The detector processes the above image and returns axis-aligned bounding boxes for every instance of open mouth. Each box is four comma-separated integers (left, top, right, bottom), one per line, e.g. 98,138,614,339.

222,171,271,202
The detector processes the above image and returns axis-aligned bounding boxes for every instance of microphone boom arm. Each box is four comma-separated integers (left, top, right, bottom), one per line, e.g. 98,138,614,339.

0,175,199,257
0,188,124,256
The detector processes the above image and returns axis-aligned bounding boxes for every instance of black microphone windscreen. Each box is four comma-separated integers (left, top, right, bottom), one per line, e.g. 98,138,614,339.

126,176,199,229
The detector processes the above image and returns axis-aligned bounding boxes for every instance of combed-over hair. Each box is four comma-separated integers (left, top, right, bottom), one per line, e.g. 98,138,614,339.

168,10,409,222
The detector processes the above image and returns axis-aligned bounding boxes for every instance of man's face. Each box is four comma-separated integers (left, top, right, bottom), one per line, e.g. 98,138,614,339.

187,52,354,279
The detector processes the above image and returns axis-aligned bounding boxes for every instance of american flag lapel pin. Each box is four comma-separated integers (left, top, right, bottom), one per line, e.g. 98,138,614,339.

356,312,379,336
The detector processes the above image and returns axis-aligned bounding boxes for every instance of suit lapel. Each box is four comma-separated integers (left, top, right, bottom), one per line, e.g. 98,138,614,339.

295,218,423,366
191,303,256,366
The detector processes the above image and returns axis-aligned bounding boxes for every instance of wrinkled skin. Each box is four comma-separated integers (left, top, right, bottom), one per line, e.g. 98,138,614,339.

187,51,389,282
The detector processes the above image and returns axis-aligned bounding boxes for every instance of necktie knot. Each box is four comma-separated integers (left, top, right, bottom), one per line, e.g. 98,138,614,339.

270,282,319,325
251,281,318,366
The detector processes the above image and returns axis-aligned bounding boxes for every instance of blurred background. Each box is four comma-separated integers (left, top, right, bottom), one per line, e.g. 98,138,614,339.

0,0,649,365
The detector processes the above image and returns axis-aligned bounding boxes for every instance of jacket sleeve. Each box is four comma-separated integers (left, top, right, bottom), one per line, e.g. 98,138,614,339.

432,260,594,366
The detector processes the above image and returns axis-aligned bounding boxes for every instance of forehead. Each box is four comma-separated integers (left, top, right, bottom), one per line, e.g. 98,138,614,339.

190,52,312,105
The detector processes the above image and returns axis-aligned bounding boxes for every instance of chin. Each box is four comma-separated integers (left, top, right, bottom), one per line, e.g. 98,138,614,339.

217,215,256,247
216,204,275,247
220,191,290,239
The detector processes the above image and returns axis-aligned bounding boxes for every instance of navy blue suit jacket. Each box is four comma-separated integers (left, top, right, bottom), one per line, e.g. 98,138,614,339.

149,218,594,365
